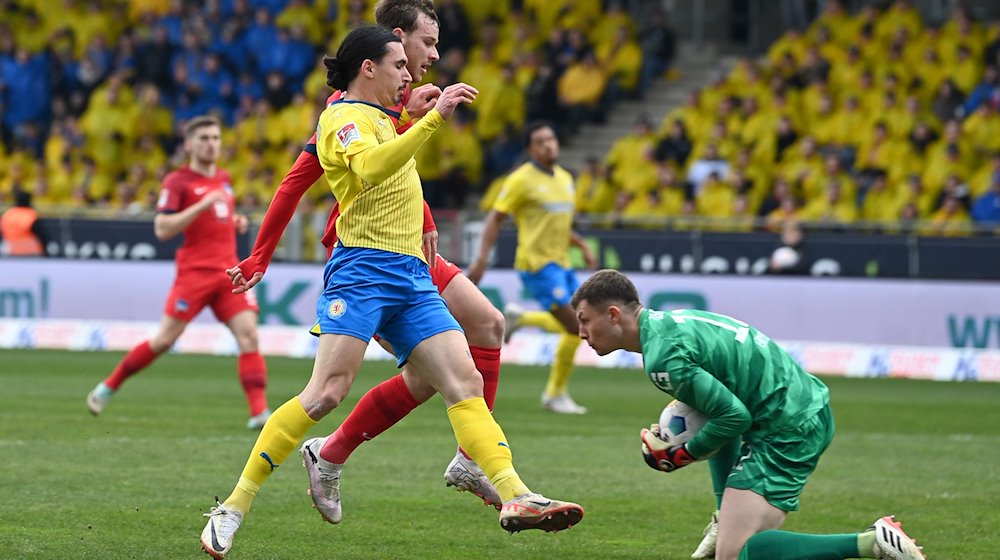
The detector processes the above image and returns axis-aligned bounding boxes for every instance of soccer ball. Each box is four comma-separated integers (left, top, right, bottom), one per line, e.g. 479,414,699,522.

657,400,708,448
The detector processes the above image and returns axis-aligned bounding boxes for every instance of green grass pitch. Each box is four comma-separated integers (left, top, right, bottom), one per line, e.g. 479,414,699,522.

1,348,998,559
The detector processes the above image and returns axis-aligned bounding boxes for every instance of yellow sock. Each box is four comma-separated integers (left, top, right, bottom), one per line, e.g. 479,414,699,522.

544,333,580,397
446,397,530,502
223,397,317,513
520,310,565,333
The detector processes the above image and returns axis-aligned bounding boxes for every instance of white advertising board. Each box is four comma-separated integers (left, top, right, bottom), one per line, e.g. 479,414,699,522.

1,260,999,348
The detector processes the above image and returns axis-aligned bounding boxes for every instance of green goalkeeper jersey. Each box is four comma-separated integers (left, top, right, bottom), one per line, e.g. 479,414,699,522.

639,308,829,458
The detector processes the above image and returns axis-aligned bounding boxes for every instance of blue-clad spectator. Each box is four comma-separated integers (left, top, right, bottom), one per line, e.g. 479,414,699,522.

255,27,293,76
212,21,251,75
171,32,206,86
191,54,236,121
964,65,999,115
1,49,50,132
234,71,264,102
250,0,290,15
244,7,279,68
284,24,317,82
971,176,1000,224
158,1,186,46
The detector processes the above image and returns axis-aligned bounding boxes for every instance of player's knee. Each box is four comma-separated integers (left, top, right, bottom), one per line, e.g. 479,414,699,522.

401,369,436,403
234,328,259,353
465,305,505,348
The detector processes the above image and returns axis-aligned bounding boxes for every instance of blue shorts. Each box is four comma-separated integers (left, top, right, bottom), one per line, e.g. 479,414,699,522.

311,246,462,366
519,262,579,311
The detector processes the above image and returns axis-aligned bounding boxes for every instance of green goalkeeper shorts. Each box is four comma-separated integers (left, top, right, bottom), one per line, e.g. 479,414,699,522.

725,403,835,512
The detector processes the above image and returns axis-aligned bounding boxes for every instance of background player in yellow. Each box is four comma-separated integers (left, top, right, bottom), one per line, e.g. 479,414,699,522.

201,26,583,559
468,122,597,415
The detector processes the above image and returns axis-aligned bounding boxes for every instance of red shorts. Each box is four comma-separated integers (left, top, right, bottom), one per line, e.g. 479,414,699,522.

164,270,259,323
430,253,462,293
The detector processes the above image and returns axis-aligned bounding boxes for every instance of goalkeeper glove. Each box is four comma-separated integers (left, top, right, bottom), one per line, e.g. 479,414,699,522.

641,425,696,472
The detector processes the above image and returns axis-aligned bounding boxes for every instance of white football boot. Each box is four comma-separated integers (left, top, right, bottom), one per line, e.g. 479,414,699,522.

871,515,926,560
542,393,588,415
86,382,114,415
502,303,525,343
200,501,244,559
300,437,343,523
443,450,502,509
691,510,719,559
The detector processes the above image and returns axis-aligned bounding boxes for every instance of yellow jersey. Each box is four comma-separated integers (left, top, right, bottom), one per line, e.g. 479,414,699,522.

493,161,575,272
316,100,444,261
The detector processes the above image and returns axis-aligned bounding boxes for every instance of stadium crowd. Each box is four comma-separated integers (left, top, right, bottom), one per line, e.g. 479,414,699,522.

581,0,1000,236
0,0,672,214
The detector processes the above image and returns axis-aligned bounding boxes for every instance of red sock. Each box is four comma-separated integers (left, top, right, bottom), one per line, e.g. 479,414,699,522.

470,345,501,411
320,373,419,464
104,341,159,390
456,345,503,460
238,352,268,416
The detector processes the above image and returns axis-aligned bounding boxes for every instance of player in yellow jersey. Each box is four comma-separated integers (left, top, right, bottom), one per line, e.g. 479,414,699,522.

200,26,583,559
468,122,597,414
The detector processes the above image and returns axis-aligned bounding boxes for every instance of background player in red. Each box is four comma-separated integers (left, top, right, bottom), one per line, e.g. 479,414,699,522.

226,0,506,519
86,115,271,430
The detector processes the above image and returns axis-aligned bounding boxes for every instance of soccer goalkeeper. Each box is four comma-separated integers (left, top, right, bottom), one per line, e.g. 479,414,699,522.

570,269,925,560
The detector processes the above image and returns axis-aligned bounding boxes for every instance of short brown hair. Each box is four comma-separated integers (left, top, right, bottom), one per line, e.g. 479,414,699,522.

183,115,222,138
571,269,641,310
374,0,437,33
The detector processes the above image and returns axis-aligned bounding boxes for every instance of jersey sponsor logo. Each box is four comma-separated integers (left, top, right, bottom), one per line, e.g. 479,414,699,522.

327,298,347,319
541,201,574,212
336,122,360,148
194,186,210,195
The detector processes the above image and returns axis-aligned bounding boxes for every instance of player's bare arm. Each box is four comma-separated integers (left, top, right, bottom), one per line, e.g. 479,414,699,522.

153,190,226,241
467,209,507,284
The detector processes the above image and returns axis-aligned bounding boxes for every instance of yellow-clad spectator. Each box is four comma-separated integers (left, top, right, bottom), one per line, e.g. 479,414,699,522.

276,0,324,43
800,180,858,225
587,2,633,49
923,144,970,197
574,157,616,215
557,51,607,129
70,157,114,204
894,175,936,218
128,0,171,18
856,122,918,183
809,0,854,45
459,48,504,101
765,195,802,232
696,172,736,219
467,20,515,66
923,196,972,236
828,47,866,97
962,103,1000,158
48,158,76,205
126,85,173,143
737,97,773,149
831,95,872,149
474,66,524,142
128,135,169,179
803,154,858,203
605,119,657,194
809,94,841,147
860,173,899,223
458,0,509,28
597,26,643,93
659,91,705,141
440,110,484,187
969,153,1000,198
776,137,824,194
766,28,808,67
876,0,923,44
949,45,982,94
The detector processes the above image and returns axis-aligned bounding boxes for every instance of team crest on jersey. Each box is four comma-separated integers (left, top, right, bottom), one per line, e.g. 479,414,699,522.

327,298,347,319
552,286,566,300
336,122,360,148
175,299,189,313
223,183,233,195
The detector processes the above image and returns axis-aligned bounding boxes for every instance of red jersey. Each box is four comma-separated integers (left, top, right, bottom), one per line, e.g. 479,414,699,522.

156,166,238,273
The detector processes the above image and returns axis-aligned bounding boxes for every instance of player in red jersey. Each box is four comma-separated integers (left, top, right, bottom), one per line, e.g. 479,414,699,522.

217,0,504,533
86,116,271,430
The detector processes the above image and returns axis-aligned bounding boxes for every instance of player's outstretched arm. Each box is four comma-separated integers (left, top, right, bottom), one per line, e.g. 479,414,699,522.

342,83,478,185
467,209,507,284
228,149,324,294
153,190,225,241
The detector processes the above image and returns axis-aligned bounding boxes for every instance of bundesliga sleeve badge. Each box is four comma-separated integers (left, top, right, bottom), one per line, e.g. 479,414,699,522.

336,122,360,148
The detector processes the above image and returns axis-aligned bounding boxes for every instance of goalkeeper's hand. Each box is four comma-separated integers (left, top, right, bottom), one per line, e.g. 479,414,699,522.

641,425,696,473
